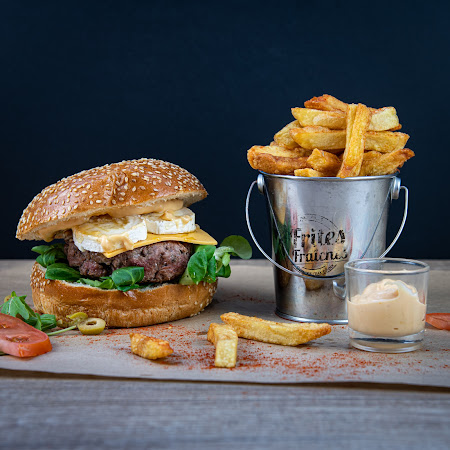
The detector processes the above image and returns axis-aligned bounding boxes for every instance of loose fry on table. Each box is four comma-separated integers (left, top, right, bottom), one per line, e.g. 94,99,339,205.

292,107,400,131
129,333,173,360
337,103,371,178
290,126,409,153
306,149,341,176
274,120,301,149
294,168,326,177
207,323,238,368
247,145,310,175
304,94,348,112
220,312,331,346
359,149,415,176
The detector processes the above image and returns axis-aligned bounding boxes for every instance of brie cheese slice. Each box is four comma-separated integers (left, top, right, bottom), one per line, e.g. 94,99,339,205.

73,215,148,253
142,207,196,235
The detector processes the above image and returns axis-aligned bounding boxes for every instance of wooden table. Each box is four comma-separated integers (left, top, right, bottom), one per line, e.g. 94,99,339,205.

1,260,449,449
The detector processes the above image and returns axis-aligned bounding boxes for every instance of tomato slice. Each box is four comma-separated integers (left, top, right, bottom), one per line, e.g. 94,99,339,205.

426,313,450,331
0,313,52,357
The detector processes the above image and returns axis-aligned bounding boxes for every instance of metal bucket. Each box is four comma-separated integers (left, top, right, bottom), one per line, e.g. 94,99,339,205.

246,173,409,324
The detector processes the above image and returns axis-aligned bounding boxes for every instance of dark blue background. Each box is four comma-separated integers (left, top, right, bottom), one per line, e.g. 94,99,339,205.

3,1,449,259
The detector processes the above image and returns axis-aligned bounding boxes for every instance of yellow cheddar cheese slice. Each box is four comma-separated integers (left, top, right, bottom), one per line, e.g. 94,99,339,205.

102,227,217,258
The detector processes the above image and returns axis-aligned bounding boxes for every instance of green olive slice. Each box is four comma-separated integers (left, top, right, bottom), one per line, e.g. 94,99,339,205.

77,318,106,335
67,312,88,322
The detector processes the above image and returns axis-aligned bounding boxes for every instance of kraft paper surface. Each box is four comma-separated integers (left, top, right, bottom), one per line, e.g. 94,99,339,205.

1,260,449,387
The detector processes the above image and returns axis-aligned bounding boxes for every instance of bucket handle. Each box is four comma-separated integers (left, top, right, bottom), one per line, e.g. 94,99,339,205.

245,174,409,280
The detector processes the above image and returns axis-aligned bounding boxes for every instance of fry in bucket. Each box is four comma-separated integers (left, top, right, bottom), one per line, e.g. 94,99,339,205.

274,120,302,149
291,107,347,130
304,94,348,112
359,149,415,176
290,126,408,153
247,145,310,175
337,103,371,178
221,312,331,346
294,168,326,177
300,97,400,131
290,126,345,152
306,149,342,176
368,107,401,131
365,130,409,152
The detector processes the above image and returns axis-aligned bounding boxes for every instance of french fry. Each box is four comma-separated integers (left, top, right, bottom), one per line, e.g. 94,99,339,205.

220,312,331,346
337,103,371,178
129,333,173,360
366,130,409,152
207,323,238,368
292,108,346,129
247,145,310,175
306,149,341,176
274,120,301,149
304,95,401,130
304,94,348,112
369,107,401,131
290,126,409,153
359,149,415,176
292,107,400,131
294,168,326,177
290,127,344,152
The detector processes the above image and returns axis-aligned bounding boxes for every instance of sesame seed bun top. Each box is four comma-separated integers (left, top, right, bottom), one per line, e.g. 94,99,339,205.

16,158,208,241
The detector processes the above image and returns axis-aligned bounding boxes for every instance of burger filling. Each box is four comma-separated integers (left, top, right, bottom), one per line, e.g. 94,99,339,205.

64,235,192,283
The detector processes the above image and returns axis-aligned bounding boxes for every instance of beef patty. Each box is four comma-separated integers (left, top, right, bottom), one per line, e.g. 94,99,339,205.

64,236,192,283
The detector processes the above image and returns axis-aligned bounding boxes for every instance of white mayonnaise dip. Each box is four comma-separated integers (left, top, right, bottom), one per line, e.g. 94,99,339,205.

347,279,426,337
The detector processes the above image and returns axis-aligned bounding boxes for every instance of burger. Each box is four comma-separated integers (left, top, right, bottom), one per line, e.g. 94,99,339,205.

16,158,239,328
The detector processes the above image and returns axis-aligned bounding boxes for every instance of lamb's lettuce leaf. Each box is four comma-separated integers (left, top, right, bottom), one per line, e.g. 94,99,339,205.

179,235,252,285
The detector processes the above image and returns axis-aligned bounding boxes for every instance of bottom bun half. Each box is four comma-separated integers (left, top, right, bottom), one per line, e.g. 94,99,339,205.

31,263,217,328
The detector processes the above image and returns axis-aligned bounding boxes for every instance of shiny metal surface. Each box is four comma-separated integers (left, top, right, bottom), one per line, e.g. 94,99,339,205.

246,173,408,324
